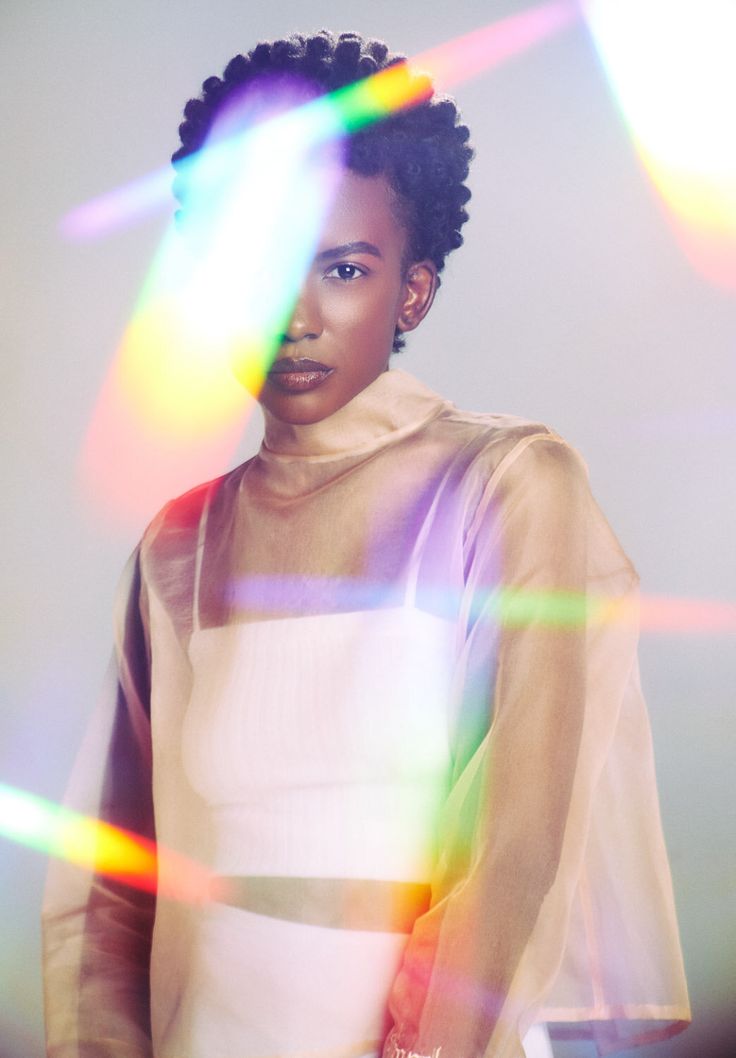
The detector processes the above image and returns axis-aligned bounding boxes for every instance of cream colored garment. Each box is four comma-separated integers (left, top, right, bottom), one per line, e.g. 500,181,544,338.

162,601,454,1056
42,369,690,1058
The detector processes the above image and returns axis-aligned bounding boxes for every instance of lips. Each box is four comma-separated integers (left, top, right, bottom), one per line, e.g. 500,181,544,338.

267,357,334,393
269,357,331,374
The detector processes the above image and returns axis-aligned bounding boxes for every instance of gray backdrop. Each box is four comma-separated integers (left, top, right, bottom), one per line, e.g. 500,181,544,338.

2,1,734,1056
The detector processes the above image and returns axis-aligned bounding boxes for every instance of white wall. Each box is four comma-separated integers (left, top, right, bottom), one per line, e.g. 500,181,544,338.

2,2,733,1055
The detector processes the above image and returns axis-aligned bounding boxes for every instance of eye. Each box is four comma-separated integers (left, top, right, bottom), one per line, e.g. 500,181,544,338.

324,262,366,281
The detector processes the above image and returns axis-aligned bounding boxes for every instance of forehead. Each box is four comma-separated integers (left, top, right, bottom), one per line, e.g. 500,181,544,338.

316,169,407,259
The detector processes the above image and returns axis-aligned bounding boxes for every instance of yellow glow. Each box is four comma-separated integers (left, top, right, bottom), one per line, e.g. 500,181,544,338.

116,299,250,438
585,0,736,289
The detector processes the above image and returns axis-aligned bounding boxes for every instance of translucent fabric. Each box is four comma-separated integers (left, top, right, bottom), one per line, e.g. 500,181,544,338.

42,368,690,1058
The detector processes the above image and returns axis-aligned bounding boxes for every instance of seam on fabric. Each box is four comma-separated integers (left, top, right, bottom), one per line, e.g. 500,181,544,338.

464,431,563,546
234,1038,382,1058
539,1004,691,1021
191,481,216,634
578,861,606,1014
403,453,460,610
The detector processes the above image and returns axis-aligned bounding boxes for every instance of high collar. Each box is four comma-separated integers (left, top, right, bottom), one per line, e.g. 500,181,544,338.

258,369,448,462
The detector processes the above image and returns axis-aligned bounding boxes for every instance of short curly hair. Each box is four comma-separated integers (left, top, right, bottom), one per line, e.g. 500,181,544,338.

172,30,474,350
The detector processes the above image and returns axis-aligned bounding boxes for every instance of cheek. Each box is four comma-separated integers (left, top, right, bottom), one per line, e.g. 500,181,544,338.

325,285,402,336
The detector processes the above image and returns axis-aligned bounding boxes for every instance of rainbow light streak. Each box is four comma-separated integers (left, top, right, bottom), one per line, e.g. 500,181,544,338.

381,0,579,100
0,782,213,903
80,98,345,521
584,0,736,290
60,167,173,241
229,575,736,635
62,1,579,242
123,109,344,419
76,2,581,522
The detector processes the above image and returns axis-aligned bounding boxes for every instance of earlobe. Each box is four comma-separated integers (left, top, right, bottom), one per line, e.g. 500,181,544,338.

397,260,438,333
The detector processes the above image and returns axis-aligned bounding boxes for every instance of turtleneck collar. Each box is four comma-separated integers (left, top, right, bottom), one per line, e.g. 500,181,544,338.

259,369,448,462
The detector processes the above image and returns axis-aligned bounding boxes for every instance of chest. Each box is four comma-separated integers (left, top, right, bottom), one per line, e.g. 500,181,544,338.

180,607,457,802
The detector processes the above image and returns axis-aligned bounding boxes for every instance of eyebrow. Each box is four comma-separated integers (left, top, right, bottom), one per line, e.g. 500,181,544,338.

314,241,383,263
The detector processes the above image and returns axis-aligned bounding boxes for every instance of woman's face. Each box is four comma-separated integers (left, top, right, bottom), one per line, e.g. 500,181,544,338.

256,169,437,426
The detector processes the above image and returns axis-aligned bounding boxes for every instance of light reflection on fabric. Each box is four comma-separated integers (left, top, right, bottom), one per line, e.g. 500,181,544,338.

228,576,736,634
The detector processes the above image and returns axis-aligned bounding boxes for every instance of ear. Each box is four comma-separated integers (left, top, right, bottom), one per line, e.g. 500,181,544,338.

396,260,438,334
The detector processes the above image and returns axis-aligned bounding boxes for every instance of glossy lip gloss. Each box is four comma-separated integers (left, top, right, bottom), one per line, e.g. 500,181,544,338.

267,357,335,393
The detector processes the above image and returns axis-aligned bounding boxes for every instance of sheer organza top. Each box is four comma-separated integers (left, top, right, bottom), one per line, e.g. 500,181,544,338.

42,368,690,1058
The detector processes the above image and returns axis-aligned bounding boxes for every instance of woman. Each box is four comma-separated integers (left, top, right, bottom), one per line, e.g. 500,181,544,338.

43,31,690,1058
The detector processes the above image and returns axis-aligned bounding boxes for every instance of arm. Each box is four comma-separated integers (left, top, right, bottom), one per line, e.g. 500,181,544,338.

384,435,636,1058
42,549,156,1058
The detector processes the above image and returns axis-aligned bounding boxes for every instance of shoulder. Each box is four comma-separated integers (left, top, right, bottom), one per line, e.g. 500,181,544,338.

441,404,637,583
139,458,253,560
427,400,588,499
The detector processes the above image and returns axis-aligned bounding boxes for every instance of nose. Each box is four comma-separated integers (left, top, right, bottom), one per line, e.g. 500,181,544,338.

282,283,322,343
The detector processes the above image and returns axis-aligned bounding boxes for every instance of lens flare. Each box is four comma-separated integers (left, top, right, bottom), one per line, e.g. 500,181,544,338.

0,782,213,902
228,575,736,635
584,0,736,290
60,167,172,241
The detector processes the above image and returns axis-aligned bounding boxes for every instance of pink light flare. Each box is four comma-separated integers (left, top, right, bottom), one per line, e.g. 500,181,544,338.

78,360,250,529
410,0,579,94
638,594,736,635
60,166,172,242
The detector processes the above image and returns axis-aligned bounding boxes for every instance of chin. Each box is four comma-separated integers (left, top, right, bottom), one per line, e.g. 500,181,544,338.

259,391,343,426
280,406,340,426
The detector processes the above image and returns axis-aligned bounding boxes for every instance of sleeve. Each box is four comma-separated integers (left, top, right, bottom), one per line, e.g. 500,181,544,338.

42,547,156,1058
382,434,644,1058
